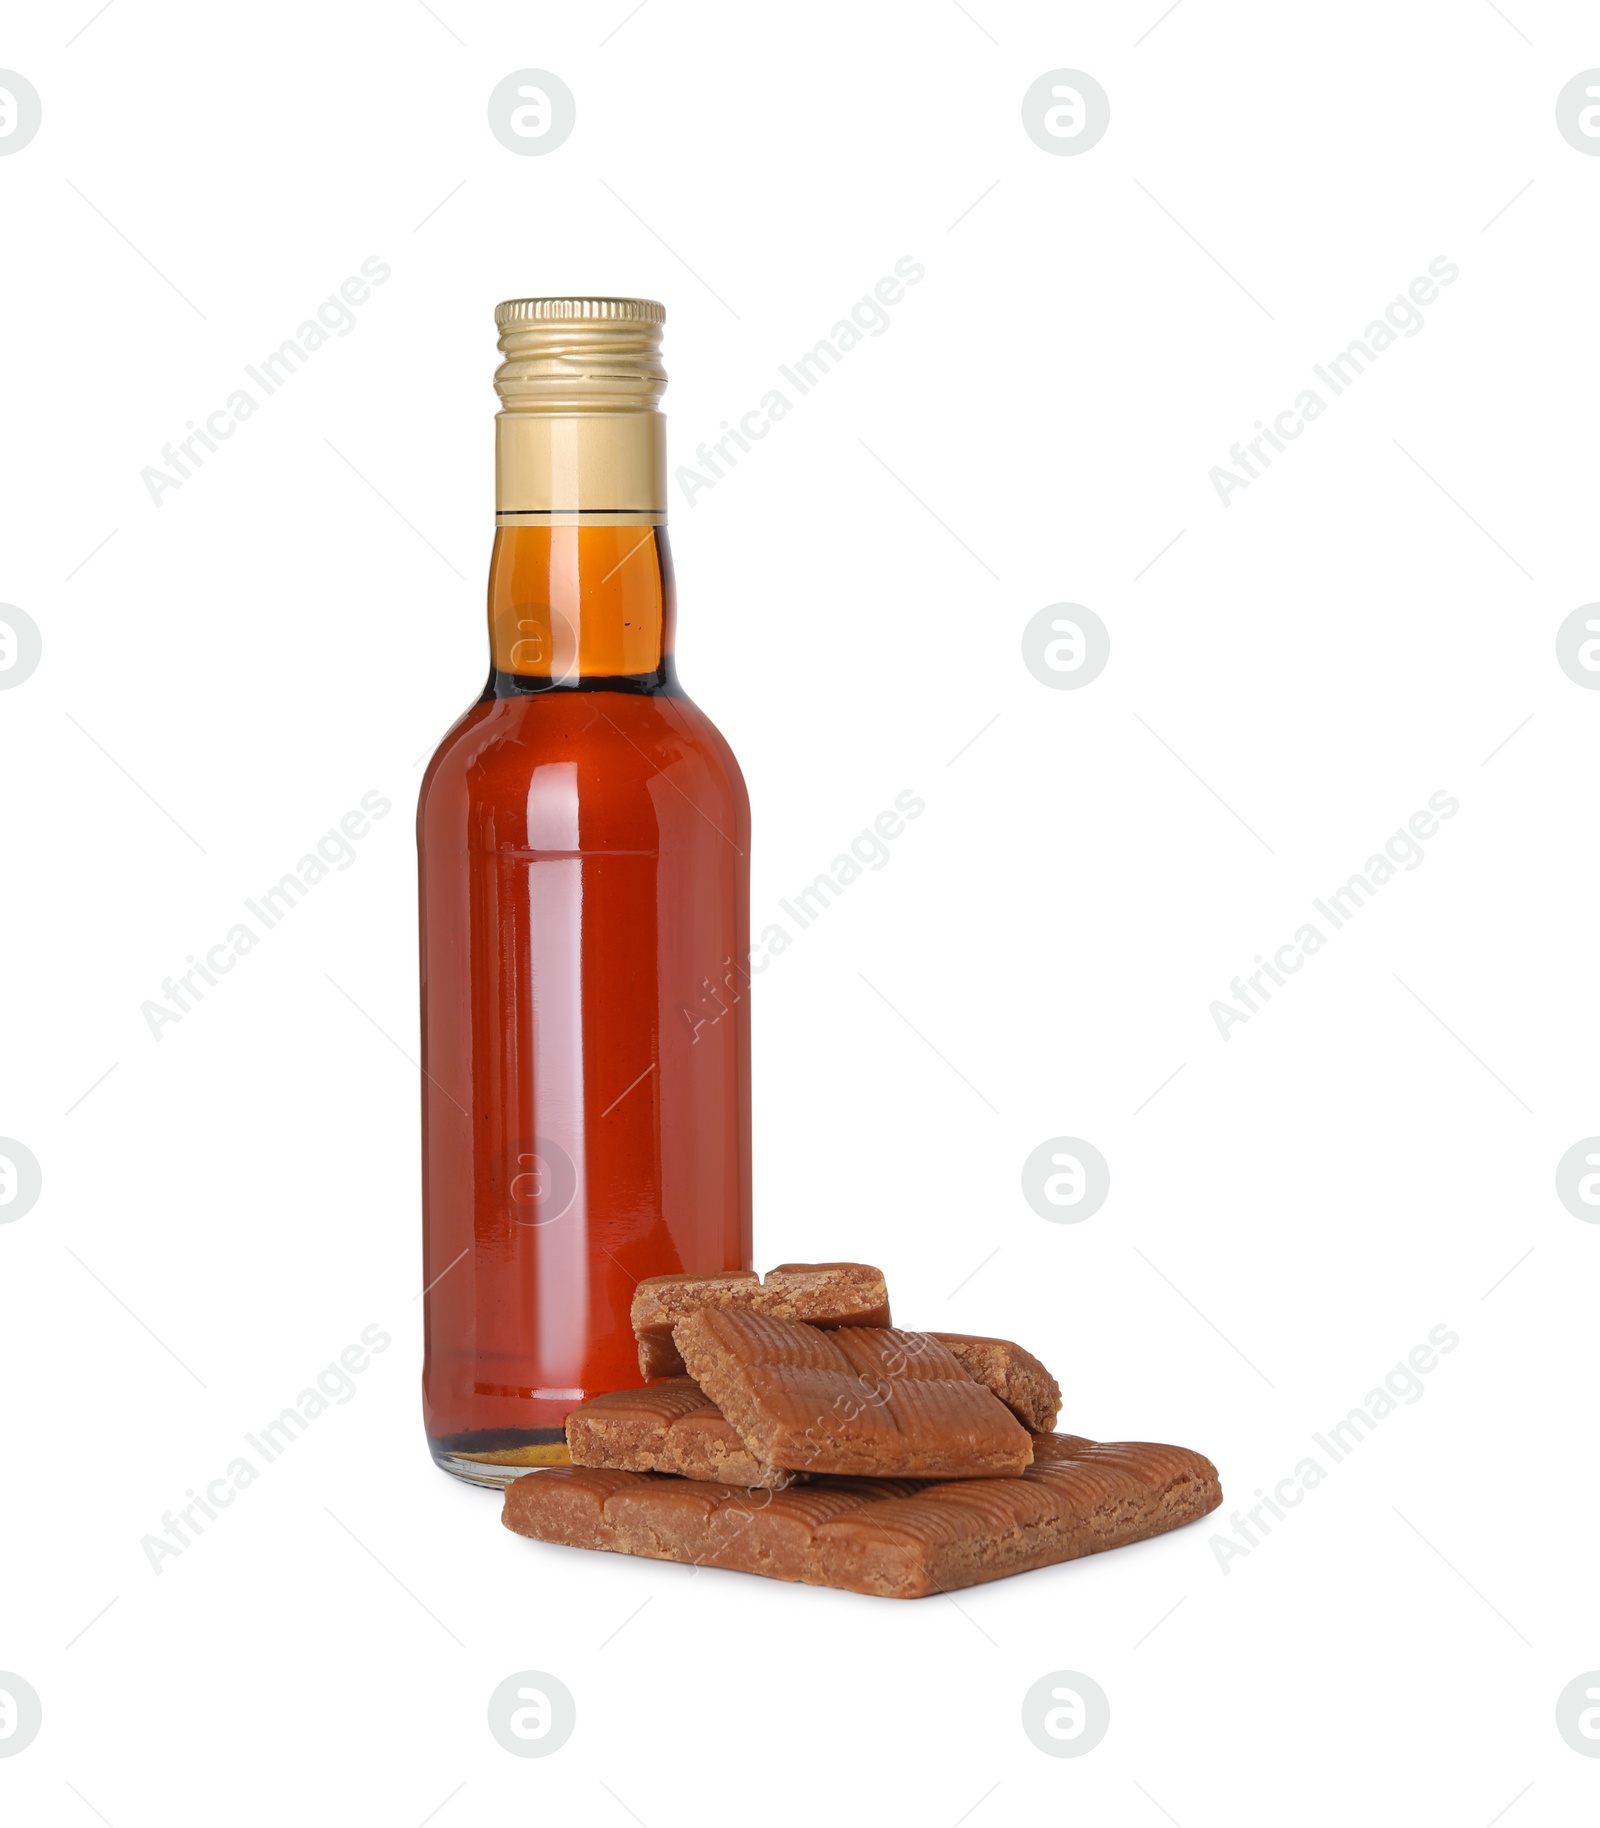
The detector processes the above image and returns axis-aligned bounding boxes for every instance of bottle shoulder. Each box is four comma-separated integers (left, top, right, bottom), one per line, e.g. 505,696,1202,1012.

417,683,748,854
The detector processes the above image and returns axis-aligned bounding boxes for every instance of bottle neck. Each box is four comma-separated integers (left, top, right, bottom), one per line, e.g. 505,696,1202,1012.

485,520,678,697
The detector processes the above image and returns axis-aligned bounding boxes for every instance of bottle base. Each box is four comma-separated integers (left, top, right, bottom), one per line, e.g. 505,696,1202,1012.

429,1427,570,1489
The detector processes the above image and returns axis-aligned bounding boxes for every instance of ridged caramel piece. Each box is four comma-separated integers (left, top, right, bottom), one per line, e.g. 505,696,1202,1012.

564,1378,800,1490
1029,1432,1095,1462
631,1263,890,1380
930,1334,1062,1432
673,1311,1034,1478
501,1433,1223,1598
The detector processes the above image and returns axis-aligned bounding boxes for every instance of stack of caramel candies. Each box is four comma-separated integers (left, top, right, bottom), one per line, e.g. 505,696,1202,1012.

502,1263,1221,1599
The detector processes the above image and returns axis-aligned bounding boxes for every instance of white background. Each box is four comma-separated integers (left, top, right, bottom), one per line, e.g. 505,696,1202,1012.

3,1,1597,1820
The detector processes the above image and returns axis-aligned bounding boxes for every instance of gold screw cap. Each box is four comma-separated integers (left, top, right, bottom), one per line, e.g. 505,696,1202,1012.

494,297,666,414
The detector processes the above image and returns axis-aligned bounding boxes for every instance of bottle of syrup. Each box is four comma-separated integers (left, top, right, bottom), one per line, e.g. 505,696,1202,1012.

417,298,751,1484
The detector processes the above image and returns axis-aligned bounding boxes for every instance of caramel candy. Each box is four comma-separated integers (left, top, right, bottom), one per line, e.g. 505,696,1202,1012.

632,1262,891,1380
673,1311,1034,1478
633,1272,759,1380
762,1262,893,1323
931,1334,1061,1433
565,1378,799,1491
502,1433,1222,1598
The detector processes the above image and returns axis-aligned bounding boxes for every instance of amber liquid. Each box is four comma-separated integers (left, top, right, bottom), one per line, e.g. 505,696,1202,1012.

417,523,751,1484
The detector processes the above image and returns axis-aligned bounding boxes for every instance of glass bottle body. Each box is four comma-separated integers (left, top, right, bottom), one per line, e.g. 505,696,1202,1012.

418,525,751,1484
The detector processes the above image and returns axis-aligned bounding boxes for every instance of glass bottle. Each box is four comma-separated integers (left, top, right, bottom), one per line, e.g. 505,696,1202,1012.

417,298,751,1485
